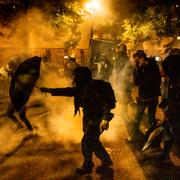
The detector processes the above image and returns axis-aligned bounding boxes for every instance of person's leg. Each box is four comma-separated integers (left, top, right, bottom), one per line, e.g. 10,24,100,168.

76,135,94,175
19,106,33,131
93,137,113,166
157,123,173,163
82,134,94,166
130,100,146,141
147,98,158,127
87,125,113,173
134,101,146,130
6,101,23,129
171,117,180,157
76,118,94,175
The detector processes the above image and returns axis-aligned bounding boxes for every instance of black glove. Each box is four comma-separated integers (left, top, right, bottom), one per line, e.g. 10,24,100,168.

40,87,51,93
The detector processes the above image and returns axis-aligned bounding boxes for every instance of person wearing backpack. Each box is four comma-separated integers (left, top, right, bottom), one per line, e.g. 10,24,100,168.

40,66,116,175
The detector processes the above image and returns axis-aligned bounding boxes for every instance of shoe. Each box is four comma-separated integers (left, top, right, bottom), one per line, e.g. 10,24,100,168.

102,160,113,167
96,166,114,176
28,126,33,131
76,167,92,175
96,159,113,173
96,164,113,174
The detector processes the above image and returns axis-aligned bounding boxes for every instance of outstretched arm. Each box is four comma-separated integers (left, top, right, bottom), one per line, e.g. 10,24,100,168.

40,87,76,97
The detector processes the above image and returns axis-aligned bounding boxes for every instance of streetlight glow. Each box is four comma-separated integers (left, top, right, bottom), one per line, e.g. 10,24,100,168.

91,1,101,9
84,0,101,14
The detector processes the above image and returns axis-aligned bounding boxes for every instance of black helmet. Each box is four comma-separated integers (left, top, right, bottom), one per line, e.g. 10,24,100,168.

73,67,92,85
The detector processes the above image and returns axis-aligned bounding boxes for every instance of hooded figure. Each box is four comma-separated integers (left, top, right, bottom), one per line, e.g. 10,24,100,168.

162,51,180,157
40,66,116,175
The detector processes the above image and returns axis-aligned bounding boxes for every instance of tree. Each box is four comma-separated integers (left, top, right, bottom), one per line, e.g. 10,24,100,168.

0,0,83,50
0,0,29,37
51,1,83,51
120,4,180,49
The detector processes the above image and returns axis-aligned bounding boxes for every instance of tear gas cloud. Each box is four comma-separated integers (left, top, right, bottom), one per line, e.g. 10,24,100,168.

0,7,131,146
0,8,70,63
37,72,83,144
37,70,131,143
0,5,146,179
0,68,136,180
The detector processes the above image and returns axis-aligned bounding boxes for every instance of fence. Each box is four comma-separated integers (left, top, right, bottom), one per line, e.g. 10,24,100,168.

0,48,89,95
0,48,89,67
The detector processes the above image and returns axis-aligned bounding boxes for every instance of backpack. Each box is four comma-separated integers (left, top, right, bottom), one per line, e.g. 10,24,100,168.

94,80,116,110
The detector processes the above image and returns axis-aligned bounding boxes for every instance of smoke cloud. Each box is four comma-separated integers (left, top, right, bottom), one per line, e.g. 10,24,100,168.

0,4,137,146
0,7,71,62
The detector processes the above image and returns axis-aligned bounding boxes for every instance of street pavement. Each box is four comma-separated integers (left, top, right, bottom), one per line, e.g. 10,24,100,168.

0,94,180,180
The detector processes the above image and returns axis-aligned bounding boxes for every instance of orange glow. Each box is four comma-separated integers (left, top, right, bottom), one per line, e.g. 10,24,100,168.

84,0,102,15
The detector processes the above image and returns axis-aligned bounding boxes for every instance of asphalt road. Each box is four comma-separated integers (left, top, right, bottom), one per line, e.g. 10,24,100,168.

0,93,180,180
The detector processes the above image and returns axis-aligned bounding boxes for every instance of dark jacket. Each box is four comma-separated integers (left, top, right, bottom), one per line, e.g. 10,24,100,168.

45,79,115,122
134,58,161,100
162,54,180,118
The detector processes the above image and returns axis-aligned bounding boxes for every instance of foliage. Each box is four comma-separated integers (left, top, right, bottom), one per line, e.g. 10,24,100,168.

145,6,173,36
0,0,83,50
52,1,83,51
120,5,179,48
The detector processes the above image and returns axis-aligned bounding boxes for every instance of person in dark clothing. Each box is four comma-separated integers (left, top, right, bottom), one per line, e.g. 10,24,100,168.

130,50,161,141
40,67,116,175
142,49,180,163
160,50,180,161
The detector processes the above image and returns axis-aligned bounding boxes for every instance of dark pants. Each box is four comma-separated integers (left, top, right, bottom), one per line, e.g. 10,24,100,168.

6,101,33,131
133,97,158,133
81,116,112,168
170,114,180,153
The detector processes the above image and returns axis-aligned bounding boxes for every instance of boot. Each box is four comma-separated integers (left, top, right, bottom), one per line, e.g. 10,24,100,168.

96,160,113,173
76,162,94,175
